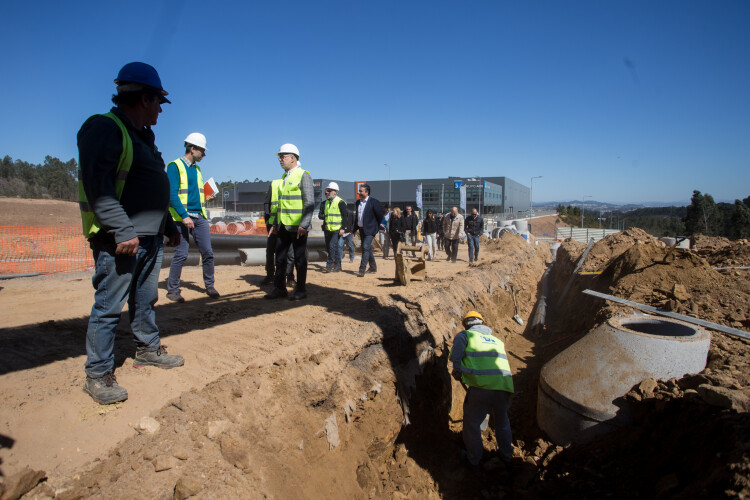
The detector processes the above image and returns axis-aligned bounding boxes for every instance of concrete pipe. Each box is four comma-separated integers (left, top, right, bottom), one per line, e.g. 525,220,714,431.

500,220,513,228
238,248,329,266
512,219,529,232
491,228,501,239
537,314,710,446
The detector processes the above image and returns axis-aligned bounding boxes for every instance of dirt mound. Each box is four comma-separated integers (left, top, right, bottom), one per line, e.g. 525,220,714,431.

693,234,750,268
579,227,661,272
0,198,80,226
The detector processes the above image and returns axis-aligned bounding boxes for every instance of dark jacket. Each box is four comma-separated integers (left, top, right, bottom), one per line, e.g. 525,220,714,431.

404,212,418,231
388,215,405,241
436,216,444,235
77,107,177,244
355,197,385,236
422,218,438,235
465,214,484,236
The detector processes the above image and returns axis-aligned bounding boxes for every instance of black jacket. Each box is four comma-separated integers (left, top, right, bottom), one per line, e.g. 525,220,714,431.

422,218,438,234
465,214,484,236
388,215,405,240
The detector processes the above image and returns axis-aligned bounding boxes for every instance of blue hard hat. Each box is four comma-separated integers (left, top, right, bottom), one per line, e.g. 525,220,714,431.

114,62,170,103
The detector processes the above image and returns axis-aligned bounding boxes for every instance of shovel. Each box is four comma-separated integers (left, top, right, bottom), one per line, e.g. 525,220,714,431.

510,284,524,326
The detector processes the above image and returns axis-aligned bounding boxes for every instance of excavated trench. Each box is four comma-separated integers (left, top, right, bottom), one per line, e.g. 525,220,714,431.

31,231,750,498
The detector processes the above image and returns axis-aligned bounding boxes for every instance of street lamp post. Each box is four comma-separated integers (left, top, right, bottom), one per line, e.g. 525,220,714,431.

529,175,542,227
581,195,592,228
385,164,391,206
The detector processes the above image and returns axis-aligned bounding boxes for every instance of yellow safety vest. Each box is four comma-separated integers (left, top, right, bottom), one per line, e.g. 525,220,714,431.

455,328,514,392
278,167,309,228
168,158,207,221
268,179,282,225
324,195,343,231
78,112,133,239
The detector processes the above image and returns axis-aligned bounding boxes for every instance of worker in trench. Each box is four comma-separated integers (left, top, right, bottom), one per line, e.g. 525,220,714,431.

450,311,514,469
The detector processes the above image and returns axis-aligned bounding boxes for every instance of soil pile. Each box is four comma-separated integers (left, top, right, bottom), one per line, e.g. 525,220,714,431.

693,233,750,268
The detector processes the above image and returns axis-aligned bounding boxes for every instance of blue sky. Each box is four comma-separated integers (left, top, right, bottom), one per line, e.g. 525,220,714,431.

1,0,748,204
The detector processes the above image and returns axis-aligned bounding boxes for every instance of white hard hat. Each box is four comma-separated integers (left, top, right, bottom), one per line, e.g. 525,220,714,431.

325,182,339,192
277,143,300,158
184,132,207,150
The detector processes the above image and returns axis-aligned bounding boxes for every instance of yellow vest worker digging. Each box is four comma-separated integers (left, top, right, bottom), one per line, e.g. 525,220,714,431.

458,328,514,393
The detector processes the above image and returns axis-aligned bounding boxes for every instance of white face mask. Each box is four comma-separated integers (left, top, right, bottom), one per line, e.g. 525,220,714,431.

326,191,336,200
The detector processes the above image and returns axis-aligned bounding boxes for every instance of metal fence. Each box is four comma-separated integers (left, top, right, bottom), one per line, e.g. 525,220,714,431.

555,226,621,242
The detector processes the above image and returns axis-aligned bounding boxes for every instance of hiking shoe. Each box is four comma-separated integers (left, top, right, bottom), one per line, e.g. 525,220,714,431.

367,268,377,273
166,292,185,303
133,345,184,369
83,372,128,405
357,271,365,277
289,290,307,301
264,288,288,299
260,276,274,285
206,287,221,298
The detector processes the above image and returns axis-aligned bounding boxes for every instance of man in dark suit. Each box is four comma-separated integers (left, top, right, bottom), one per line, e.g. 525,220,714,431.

354,183,385,277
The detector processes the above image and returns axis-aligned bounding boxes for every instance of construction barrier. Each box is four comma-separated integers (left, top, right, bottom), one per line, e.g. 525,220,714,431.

0,225,92,276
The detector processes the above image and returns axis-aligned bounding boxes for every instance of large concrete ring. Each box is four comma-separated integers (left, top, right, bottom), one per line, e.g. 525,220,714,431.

537,314,710,446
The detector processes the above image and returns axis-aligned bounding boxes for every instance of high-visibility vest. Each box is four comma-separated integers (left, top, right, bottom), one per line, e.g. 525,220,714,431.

168,158,207,221
268,179,282,225
456,328,514,392
278,167,309,228
324,195,343,231
78,112,133,239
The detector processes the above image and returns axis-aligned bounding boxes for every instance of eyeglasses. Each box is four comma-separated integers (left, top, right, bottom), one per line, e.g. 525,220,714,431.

278,154,292,159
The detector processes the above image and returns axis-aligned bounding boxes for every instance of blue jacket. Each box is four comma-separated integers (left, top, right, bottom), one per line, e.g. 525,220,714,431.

355,197,385,237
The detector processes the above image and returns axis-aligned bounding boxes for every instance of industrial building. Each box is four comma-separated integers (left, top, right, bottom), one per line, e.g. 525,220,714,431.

218,176,530,219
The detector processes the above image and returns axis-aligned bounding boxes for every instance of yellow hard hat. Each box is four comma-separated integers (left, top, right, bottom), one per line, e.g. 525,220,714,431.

463,311,484,326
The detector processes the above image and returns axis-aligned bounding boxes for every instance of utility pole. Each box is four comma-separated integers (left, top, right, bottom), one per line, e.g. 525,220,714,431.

385,163,391,206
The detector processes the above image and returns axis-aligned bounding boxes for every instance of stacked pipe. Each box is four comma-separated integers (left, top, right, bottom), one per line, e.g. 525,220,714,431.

162,233,328,267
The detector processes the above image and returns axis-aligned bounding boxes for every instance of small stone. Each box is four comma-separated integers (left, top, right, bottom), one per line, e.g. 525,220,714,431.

638,378,658,397
173,475,203,500
207,420,231,440
698,384,750,412
136,416,160,434
672,284,690,302
173,447,190,460
325,413,340,450
153,455,174,472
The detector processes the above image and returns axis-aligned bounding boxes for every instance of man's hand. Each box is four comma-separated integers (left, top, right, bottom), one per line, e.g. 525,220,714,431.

297,226,308,238
182,217,195,230
451,369,462,382
269,226,278,235
339,229,345,236
166,233,181,247
116,237,139,256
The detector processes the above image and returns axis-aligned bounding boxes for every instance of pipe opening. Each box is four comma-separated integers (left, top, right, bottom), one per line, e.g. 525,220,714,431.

619,319,697,337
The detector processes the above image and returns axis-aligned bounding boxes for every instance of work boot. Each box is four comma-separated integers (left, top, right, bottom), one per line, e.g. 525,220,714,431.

133,345,184,369
289,289,307,301
206,287,221,298
166,291,185,303
83,372,128,405
349,257,354,263
287,276,297,287
260,276,274,285
264,288,288,299
367,268,377,273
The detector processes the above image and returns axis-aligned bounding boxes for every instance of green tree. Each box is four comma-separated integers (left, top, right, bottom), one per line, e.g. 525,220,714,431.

729,200,750,240
684,190,721,236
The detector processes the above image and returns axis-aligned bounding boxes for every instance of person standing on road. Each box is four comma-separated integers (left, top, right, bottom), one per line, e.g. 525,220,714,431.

264,144,314,300
403,205,418,256
442,206,464,263
379,205,391,260
450,311,514,469
388,207,406,283
436,212,444,251
77,61,184,404
339,208,356,264
422,209,438,261
166,133,220,301
319,182,349,273
261,179,295,286
354,183,385,277
465,208,484,266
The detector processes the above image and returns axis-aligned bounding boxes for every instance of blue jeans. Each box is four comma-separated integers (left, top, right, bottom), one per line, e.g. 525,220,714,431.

85,236,163,378
359,232,377,273
463,387,513,465
339,233,354,261
467,234,480,262
167,215,214,293
324,230,341,269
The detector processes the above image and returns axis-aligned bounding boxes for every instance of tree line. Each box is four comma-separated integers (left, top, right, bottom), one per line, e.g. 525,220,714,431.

556,191,750,240
1,155,78,200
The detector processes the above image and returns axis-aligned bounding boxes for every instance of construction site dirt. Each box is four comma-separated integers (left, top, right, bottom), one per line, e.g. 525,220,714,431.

0,199,749,499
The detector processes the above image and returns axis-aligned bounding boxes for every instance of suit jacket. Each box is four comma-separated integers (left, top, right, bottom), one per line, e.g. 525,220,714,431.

355,197,385,237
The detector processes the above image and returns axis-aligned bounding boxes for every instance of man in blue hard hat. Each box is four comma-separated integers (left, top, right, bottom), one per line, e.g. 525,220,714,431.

77,62,184,405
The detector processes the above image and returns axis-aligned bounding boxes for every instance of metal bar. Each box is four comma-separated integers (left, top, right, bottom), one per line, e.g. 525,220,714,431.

556,238,595,308
582,289,750,340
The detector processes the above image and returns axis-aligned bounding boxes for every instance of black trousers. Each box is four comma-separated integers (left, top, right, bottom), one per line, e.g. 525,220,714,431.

274,226,308,291
446,238,459,262
266,231,294,278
